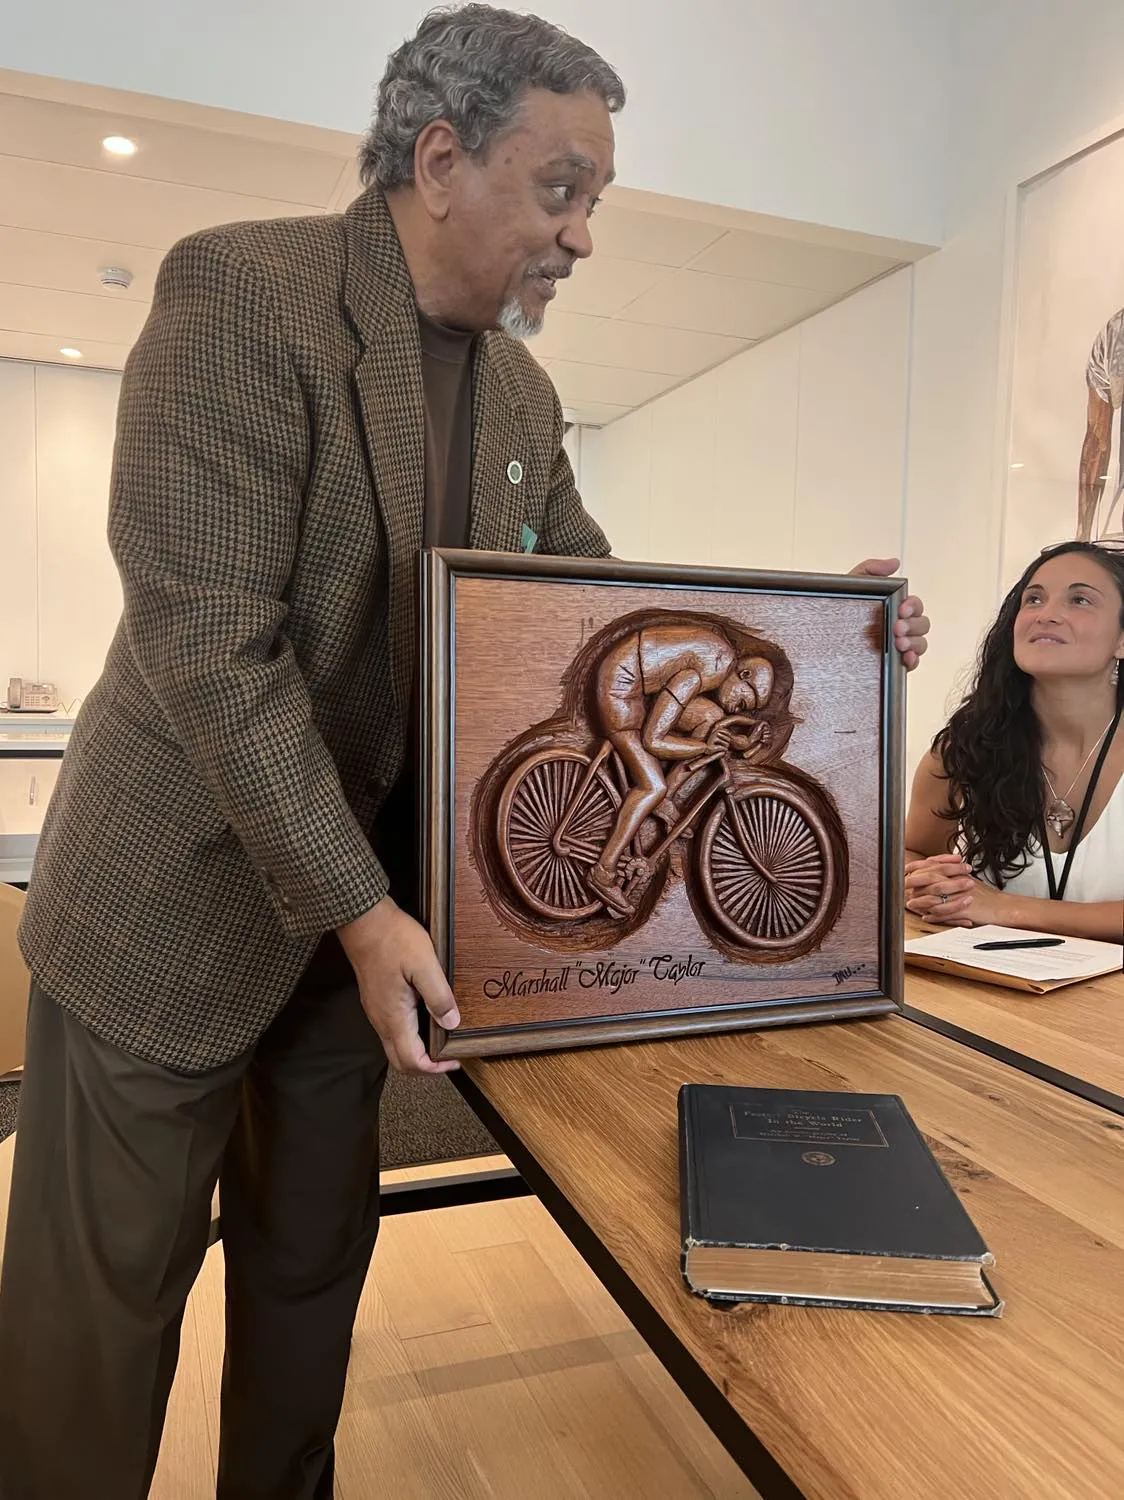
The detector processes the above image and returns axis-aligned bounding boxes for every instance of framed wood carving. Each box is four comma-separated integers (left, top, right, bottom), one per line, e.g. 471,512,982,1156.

420,551,906,1059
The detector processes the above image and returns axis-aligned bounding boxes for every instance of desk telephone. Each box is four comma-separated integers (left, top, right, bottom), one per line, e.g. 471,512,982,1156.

5,677,59,712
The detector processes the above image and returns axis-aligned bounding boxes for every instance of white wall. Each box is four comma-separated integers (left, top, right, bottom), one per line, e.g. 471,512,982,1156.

581,213,1079,783
587,8,1124,780
3,0,950,247
901,4,1124,768
582,270,916,719
948,0,1124,229
0,361,122,710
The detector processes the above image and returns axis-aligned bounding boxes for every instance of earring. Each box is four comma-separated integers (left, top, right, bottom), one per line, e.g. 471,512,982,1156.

1113,660,1121,687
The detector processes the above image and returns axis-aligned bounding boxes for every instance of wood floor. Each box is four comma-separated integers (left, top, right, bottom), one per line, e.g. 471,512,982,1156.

151,1155,760,1500
3,1136,757,1497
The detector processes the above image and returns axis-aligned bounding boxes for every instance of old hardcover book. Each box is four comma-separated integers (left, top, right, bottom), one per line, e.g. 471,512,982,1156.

678,1084,1001,1315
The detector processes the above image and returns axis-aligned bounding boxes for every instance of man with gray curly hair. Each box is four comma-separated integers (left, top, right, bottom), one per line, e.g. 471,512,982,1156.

0,6,625,1498
363,3,624,339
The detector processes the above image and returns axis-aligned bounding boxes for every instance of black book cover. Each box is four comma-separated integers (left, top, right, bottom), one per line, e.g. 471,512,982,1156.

678,1083,1001,1315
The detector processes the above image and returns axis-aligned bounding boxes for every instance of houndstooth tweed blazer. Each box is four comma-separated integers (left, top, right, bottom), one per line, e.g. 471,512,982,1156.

18,189,610,1072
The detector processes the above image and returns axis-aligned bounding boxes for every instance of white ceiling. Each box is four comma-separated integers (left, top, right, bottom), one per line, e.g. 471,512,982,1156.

0,69,930,428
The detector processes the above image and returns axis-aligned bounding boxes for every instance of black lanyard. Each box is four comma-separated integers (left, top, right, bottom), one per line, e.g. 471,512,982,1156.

1041,701,1123,902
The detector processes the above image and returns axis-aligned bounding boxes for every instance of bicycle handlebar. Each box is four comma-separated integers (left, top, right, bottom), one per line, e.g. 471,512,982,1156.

685,714,769,774
708,714,761,736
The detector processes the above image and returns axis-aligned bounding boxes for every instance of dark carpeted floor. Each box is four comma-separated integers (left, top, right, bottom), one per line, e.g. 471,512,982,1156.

379,1069,498,1168
0,1071,496,1169
0,1081,17,1144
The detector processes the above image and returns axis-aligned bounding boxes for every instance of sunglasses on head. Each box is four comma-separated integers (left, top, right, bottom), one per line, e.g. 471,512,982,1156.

1039,537,1124,554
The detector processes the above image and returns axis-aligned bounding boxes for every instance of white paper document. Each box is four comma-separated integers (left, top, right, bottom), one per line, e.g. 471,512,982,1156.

905,925,1123,984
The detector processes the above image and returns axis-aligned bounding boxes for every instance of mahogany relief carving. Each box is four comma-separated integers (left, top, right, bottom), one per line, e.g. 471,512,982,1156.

470,609,849,964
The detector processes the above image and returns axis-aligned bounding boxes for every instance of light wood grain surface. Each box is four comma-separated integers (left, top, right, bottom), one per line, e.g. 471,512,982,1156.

148,1156,759,1500
904,962,1124,1101
3,1140,757,1497
464,1014,1124,1500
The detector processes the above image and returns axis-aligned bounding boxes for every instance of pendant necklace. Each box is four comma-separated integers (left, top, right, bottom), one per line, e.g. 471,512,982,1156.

1042,718,1114,839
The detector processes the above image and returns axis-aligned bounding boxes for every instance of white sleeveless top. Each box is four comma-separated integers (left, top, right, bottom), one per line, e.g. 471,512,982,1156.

984,773,1124,903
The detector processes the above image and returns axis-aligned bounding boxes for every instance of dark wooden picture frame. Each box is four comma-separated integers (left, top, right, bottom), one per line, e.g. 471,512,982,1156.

420,550,906,1060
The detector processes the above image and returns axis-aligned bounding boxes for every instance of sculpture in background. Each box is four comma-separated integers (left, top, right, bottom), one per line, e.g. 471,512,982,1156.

1079,306,1124,541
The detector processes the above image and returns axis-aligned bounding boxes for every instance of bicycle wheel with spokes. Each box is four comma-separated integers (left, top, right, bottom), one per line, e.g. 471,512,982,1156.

497,747,621,921
696,777,842,954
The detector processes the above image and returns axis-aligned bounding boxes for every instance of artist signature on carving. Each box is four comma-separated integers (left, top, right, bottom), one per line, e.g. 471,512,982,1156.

482,953,706,1000
831,962,868,986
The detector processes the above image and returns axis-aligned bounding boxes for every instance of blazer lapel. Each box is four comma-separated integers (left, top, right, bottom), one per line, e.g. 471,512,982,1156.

469,333,530,556
344,191,424,728
344,193,534,727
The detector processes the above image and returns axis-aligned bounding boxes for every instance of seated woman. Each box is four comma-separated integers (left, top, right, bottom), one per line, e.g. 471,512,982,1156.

905,540,1124,942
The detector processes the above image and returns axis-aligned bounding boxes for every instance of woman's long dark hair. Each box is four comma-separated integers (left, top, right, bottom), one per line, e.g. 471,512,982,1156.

934,541,1124,886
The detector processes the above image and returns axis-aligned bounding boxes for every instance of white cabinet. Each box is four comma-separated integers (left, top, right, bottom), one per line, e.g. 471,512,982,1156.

0,758,62,836
0,715,71,881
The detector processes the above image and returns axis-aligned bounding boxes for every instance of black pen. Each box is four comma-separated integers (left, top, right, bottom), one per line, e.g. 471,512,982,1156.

973,938,1065,951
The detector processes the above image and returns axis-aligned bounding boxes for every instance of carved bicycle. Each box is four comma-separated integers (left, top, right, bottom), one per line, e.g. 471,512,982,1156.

491,713,847,959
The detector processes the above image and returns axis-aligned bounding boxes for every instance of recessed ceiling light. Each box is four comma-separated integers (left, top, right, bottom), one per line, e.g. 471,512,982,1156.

59,347,83,359
1009,462,1025,470
102,135,137,157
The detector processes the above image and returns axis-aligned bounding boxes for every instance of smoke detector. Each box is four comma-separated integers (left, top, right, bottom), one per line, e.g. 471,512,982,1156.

99,266,133,290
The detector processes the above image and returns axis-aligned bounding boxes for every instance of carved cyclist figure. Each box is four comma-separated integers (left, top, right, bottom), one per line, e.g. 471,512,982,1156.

586,623,775,914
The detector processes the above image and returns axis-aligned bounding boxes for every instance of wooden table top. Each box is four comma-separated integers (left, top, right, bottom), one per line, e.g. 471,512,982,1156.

903,933,1124,1110
463,1013,1124,1500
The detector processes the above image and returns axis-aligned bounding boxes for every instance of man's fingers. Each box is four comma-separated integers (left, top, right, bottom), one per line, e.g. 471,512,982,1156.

410,949,461,1030
895,610,930,638
893,629,928,654
347,904,463,1074
411,1044,461,1075
386,1037,460,1077
849,557,900,577
383,1005,460,1076
893,602,928,673
893,636,927,670
396,1029,461,1075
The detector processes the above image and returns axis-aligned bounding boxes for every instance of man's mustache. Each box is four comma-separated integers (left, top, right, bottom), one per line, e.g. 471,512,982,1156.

528,261,574,281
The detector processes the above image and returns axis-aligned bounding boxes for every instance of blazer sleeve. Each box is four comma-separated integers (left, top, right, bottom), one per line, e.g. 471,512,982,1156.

539,388,612,559
107,230,389,937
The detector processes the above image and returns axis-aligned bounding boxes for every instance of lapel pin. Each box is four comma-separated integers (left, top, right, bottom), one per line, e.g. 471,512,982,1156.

507,459,524,485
